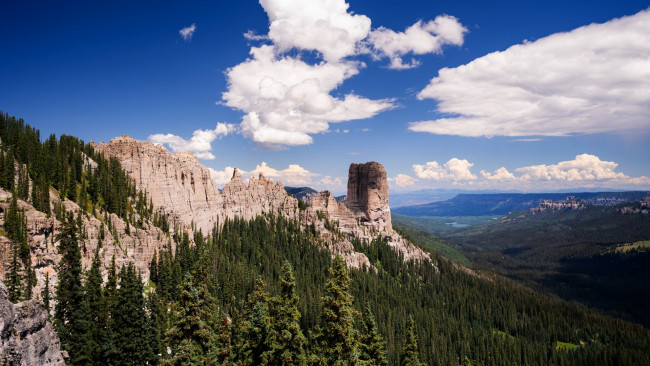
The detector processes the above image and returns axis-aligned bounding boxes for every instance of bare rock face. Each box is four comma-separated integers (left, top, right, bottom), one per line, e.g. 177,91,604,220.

95,136,222,234
0,280,66,365
309,162,430,266
346,162,391,231
95,136,298,234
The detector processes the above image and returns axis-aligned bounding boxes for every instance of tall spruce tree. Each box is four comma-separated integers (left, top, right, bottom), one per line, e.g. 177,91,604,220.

164,274,217,365
85,248,108,365
268,261,307,366
114,263,154,366
54,211,93,365
312,255,361,365
400,316,423,366
240,277,273,365
360,304,388,366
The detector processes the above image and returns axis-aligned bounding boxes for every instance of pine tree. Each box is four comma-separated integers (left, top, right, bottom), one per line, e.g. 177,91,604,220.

240,277,273,366
6,243,23,302
42,272,51,314
400,316,423,366
54,212,93,365
114,263,154,366
312,255,361,365
360,304,388,366
268,261,307,366
85,248,107,365
164,274,217,365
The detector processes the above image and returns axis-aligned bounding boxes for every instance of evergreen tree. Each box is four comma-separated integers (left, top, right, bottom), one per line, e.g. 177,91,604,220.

164,274,217,365
42,272,51,314
360,304,388,366
6,243,23,303
54,212,93,365
312,255,360,365
268,261,307,366
400,316,422,366
114,263,154,366
85,248,107,365
240,278,273,366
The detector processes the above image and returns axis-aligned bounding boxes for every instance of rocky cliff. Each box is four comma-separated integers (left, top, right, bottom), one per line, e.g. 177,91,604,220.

0,280,66,365
94,136,298,234
346,162,391,231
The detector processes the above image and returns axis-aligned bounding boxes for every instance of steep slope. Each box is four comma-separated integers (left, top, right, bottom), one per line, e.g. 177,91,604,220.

0,280,65,365
97,137,427,269
94,136,298,234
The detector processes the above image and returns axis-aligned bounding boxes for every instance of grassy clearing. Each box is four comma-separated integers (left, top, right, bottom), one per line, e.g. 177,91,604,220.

615,240,650,253
555,341,580,351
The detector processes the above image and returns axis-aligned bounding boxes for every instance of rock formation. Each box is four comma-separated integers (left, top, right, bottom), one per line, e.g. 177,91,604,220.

531,196,588,213
0,280,66,365
94,136,298,234
308,162,430,264
346,162,391,231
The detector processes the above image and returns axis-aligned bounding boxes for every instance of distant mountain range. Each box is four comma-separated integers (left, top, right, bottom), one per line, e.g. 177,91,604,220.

393,191,650,217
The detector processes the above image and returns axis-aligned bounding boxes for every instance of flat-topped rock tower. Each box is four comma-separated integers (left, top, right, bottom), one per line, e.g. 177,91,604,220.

346,161,391,231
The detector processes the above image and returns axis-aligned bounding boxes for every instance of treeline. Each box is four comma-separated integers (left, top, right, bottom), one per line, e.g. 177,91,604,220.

0,111,157,226
52,211,650,365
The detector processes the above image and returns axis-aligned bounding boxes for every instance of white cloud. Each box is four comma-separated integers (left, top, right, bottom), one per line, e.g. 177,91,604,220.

392,174,417,187
222,0,465,149
260,0,371,62
408,154,650,190
481,167,517,181
247,162,319,185
148,123,236,160
179,23,196,41
413,158,477,181
411,9,650,137
516,154,627,182
368,16,468,69
208,167,241,185
223,45,394,149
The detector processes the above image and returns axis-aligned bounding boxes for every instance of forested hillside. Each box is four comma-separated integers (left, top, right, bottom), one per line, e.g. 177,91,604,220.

2,111,650,365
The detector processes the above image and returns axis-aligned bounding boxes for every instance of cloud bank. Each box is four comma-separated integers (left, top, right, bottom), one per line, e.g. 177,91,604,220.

149,123,236,160
409,154,650,190
223,0,466,149
411,9,650,137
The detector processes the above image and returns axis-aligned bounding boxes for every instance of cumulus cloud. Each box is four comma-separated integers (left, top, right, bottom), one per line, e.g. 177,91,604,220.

410,154,650,190
481,167,517,181
411,9,650,137
223,45,394,148
392,174,418,187
179,23,196,41
208,166,240,185
368,16,468,69
413,158,477,181
149,123,236,160
222,0,465,149
516,154,627,181
260,0,371,62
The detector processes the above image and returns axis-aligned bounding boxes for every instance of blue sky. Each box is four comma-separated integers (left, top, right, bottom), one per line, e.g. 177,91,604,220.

1,0,649,194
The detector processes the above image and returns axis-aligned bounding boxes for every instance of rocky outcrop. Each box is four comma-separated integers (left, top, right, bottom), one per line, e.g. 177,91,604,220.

346,162,391,231
531,196,588,213
0,188,171,301
0,280,66,365
94,136,298,234
308,162,430,265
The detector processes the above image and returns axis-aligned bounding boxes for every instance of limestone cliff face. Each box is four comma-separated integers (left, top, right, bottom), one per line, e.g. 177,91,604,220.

0,280,66,365
94,136,298,234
